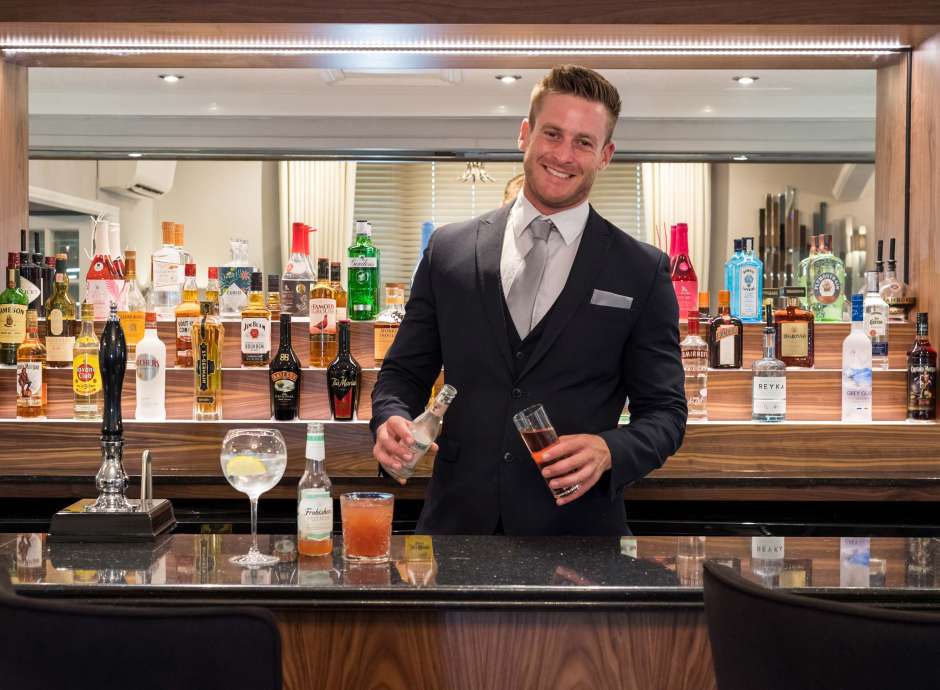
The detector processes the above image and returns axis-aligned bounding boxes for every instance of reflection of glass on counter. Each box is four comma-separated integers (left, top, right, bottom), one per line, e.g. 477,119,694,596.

15,533,44,583
343,562,391,586
840,537,870,588
751,536,785,587
780,559,813,588
299,554,337,587
905,537,938,587
676,536,705,587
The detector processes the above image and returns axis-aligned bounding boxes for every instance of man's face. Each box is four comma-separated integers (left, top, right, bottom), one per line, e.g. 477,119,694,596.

518,92,616,214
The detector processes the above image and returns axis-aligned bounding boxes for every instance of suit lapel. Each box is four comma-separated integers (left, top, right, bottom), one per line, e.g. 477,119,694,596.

476,205,515,373
519,207,613,380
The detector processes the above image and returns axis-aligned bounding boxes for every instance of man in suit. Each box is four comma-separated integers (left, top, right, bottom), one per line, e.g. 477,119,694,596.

371,65,687,535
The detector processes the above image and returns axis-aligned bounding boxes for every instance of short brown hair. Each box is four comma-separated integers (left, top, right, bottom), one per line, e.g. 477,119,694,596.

528,65,621,143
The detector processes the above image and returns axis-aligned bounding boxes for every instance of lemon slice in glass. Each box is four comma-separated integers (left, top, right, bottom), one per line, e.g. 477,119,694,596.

225,455,268,477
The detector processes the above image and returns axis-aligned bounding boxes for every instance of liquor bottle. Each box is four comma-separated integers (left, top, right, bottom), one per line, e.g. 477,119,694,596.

680,312,708,421
797,235,818,310
374,283,406,362
16,310,46,419
205,266,221,313
266,274,281,318
108,222,125,279
219,238,254,318
724,238,742,291
281,222,315,317
863,270,889,370
241,271,271,367
907,313,937,422
387,384,458,484
880,238,910,323
270,313,302,420
151,221,183,322
18,229,42,314
697,291,710,320
298,421,333,557
193,301,223,420
773,286,815,369
174,223,193,270
302,224,316,276
842,294,873,422
85,218,123,320
32,234,52,315
875,239,885,285
73,302,103,420
670,222,698,321
668,224,678,272
309,258,338,367
327,320,361,421
752,305,786,423
751,537,785,585
43,256,56,312
0,264,28,365
347,220,380,321
135,309,166,421
808,233,846,323
330,261,347,321
117,250,147,358
731,237,763,323
174,263,200,367
708,290,743,369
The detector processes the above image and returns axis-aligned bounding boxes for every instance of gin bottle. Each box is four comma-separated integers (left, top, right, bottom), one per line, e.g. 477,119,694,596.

732,236,763,323
808,234,846,322
348,220,380,321
680,312,708,421
219,238,255,318
863,270,889,370
752,305,786,422
842,294,873,422
387,384,457,484
724,238,742,292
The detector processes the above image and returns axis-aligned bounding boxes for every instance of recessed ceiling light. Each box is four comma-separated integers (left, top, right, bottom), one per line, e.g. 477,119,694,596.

496,75,522,84
702,105,714,113
159,74,183,83
128,152,143,158
732,155,749,161
732,76,759,85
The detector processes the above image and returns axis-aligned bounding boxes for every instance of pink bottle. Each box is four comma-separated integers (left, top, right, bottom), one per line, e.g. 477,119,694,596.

671,222,698,322
669,224,678,272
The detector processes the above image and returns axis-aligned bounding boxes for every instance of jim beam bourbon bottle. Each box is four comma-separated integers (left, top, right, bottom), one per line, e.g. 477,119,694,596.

327,320,361,421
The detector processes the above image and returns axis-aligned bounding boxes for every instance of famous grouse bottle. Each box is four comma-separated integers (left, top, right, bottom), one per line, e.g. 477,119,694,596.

270,313,302,420
327,320,361,421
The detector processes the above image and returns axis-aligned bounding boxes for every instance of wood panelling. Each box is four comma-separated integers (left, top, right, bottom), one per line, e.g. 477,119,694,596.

0,61,27,260
875,53,909,278
277,608,714,690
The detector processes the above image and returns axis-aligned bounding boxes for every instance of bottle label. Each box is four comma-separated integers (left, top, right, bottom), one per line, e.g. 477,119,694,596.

0,303,26,344
219,267,252,316
813,272,842,304
305,431,325,462
329,374,359,419
843,368,873,407
48,308,64,336
349,257,378,269
241,317,271,360
73,354,103,396
19,276,41,304
152,260,182,290
176,316,197,341
45,336,75,363
299,488,333,542
136,352,162,382
872,341,889,357
309,299,337,336
780,322,808,358
752,376,786,415
751,537,785,560
738,265,760,318
908,365,937,411
85,278,121,320
271,370,299,396
118,313,146,345
16,361,43,407
716,324,738,367
374,324,399,361
280,279,309,315
196,341,218,393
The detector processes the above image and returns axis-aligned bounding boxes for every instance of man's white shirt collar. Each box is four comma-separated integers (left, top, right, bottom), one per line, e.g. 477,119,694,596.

508,191,590,246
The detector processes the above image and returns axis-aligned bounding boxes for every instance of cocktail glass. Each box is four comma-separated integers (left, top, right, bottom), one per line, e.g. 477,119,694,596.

341,492,394,563
512,403,580,498
221,428,288,567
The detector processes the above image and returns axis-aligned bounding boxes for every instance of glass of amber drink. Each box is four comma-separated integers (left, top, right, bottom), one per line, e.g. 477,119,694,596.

513,403,581,499
341,492,394,563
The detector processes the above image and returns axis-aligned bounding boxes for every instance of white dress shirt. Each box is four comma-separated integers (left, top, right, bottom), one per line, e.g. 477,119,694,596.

500,192,590,331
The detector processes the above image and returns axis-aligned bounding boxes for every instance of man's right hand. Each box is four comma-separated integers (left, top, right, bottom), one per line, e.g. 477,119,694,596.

373,416,438,484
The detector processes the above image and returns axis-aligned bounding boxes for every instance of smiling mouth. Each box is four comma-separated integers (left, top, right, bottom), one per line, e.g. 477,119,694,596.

543,164,575,180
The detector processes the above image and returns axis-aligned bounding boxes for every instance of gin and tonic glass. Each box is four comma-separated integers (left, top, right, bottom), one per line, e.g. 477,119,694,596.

221,428,288,567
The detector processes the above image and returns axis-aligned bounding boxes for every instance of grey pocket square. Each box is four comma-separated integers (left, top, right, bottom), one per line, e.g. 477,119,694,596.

591,289,633,309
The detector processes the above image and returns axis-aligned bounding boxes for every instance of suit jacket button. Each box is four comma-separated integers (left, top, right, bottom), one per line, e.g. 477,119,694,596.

511,388,522,399
503,452,514,463
515,351,525,360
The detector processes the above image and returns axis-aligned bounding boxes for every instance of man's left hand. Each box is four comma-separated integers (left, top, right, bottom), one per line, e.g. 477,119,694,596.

539,434,612,506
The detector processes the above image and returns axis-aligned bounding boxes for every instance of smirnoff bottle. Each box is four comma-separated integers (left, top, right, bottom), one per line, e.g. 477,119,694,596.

670,222,698,321
680,313,708,421
135,310,166,421
387,384,457,484
85,218,123,320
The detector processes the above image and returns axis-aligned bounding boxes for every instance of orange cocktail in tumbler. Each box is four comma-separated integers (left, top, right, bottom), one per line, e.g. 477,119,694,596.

341,492,394,563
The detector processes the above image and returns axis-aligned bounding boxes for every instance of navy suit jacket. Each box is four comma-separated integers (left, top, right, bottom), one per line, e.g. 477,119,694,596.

370,204,687,535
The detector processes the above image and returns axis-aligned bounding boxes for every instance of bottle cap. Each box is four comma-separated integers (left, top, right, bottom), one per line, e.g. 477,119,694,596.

916,312,928,330
330,261,342,282
717,290,730,308
7,251,18,267
145,311,157,326
81,302,95,318
733,238,742,252
207,266,218,280
744,237,755,252
698,291,709,308
355,220,372,236
161,221,175,244
686,312,700,333
174,223,185,246
185,263,196,277
317,258,330,279
199,301,212,316
267,274,280,291
764,304,774,326
250,271,263,292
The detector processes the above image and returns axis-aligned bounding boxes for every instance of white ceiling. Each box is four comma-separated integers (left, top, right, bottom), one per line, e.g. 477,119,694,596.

29,68,875,120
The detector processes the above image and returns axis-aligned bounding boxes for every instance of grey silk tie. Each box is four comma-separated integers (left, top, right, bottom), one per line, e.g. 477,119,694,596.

507,217,555,338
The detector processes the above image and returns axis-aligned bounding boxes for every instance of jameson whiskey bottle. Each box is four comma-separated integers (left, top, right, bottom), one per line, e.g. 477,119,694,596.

0,264,28,365
297,422,333,557
16,310,46,419
270,313,302,420
347,220,380,321
44,254,76,368
193,301,224,420
907,313,937,422
327,320,361,421
309,258,337,367
73,302,103,420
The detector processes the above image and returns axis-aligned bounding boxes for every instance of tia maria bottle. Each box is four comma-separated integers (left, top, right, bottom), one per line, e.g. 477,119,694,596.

270,313,302,420
327,320,361,421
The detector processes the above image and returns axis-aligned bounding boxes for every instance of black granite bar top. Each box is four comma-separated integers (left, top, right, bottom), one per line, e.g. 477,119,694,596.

3,534,940,609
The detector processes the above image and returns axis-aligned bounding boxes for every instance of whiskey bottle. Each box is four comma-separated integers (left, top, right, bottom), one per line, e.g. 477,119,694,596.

752,305,786,423
309,258,337,367
907,313,937,422
680,312,708,421
175,263,200,367
241,271,272,367
135,310,167,421
73,302,103,420
117,250,146,358
842,294,873,422
708,290,743,369
0,264,28,365
863,270,889,370
327,320,361,421
193,301,223,420
773,286,815,368
266,274,281,319
270,313,302,420
16,310,46,419
330,261,347,321
347,220,380,321
298,421,333,557
374,283,406,362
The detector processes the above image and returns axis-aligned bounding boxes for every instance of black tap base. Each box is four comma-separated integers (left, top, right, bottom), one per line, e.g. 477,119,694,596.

49,498,176,543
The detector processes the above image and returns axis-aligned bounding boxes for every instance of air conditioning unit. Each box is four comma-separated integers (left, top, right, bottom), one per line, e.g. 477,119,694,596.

99,160,177,199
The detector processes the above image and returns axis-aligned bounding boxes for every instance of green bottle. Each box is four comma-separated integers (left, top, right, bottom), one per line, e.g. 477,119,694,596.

0,263,29,365
347,220,380,321
807,233,846,323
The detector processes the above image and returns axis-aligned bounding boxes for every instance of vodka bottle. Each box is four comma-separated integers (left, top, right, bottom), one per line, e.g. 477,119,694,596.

842,294,873,422
135,310,166,421
863,270,889,370
752,306,786,422
680,312,708,421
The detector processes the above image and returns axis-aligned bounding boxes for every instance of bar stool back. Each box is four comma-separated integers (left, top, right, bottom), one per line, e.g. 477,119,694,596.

0,567,282,690
703,560,940,690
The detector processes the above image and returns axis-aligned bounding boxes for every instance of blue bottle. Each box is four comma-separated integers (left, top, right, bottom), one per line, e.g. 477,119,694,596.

725,238,743,292
732,237,764,323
